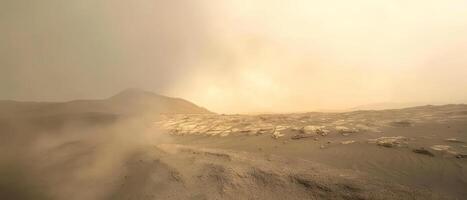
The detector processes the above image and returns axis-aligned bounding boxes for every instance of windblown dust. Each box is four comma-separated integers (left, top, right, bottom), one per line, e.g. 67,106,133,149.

1,104,466,199
0,116,170,200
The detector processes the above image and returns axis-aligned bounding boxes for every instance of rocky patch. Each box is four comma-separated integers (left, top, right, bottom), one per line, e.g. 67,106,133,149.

412,148,435,157
369,136,408,148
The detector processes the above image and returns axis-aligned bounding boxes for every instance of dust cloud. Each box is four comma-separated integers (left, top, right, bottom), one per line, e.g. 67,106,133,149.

2,1,467,199
0,113,169,200
2,1,467,113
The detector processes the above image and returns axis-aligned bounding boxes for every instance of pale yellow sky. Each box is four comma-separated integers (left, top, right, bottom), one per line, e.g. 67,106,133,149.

167,0,467,113
1,0,467,113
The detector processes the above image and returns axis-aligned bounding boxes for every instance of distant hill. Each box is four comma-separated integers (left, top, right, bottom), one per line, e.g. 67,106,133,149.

350,102,428,111
0,88,212,118
0,89,212,133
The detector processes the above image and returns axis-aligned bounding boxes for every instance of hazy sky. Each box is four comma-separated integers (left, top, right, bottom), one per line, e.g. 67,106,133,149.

1,0,467,113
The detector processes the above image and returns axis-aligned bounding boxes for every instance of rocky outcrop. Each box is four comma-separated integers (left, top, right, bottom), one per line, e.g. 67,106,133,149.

368,136,408,148
341,140,356,145
445,138,465,143
335,126,358,135
412,148,434,157
301,126,329,136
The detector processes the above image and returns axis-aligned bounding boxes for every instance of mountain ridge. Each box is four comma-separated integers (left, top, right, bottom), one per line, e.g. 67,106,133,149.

0,89,212,117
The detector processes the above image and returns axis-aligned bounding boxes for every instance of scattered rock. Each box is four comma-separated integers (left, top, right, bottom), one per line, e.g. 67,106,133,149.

272,125,289,139
301,125,329,136
207,125,232,136
430,145,451,151
257,128,275,135
272,129,284,139
291,126,302,132
291,134,314,140
429,145,464,158
412,148,434,157
319,131,329,136
292,125,329,140
445,138,465,143
335,126,357,135
220,131,231,137
206,130,223,136
341,140,355,145
369,136,408,148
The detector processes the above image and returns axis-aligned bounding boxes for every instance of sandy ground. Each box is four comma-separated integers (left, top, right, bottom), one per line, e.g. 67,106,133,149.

1,104,466,199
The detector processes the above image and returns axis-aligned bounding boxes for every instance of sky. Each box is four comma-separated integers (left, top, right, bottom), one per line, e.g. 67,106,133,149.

1,0,467,113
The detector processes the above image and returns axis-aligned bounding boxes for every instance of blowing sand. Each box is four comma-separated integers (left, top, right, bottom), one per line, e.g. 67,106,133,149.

1,104,467,199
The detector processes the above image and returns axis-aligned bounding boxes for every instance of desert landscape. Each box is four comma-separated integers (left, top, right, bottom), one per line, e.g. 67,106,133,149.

1,89,466,200
2,1,467,199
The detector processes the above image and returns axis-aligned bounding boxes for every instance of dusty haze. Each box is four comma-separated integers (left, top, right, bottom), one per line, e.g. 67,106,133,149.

1,0,467,113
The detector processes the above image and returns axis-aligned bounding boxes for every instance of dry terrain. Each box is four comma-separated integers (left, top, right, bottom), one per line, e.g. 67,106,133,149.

1,91,466,199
